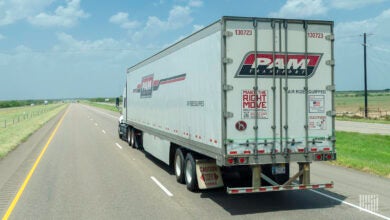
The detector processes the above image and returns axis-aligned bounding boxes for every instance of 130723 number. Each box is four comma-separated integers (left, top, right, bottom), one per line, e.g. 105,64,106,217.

235,29,252,35
308,32,324,38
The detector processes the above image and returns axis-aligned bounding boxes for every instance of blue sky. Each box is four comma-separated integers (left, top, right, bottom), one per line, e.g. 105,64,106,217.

0,0,389,100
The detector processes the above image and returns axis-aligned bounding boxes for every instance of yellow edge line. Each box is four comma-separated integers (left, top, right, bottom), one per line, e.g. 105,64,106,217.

2,108,69,220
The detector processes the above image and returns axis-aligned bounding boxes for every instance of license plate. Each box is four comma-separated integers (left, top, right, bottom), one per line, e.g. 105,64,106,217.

272,164,286,175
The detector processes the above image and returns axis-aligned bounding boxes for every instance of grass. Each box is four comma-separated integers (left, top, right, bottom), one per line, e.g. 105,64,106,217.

335,91,390,123
333,131,390,178
0,104,67,159
0,104,61,123
335,95,390,113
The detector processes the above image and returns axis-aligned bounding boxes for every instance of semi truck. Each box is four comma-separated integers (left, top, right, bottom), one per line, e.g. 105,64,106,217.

118,16,336,194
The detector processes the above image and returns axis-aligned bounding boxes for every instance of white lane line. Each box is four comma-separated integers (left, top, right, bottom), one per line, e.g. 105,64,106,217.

94,123,98,126
310,190,390,220
115,143,123,149
102,130,106,134
150,176,173,197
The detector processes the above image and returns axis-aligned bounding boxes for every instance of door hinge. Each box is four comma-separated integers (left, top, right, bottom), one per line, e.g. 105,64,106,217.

326,85,336,91
224,112,234,118
223,31,233,37
325,34,335,41
326,111,336,117
223,84,234,91
223,57,233,64
326,60,335,66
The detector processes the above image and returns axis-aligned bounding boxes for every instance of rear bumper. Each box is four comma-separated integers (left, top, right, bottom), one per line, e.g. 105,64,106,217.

223,152,337,166
227,182,333,194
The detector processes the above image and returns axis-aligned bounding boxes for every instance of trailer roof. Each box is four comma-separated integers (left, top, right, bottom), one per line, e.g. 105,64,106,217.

126,16,333,73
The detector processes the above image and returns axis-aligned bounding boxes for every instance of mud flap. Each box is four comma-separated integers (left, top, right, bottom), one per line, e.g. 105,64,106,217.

196,160,224,189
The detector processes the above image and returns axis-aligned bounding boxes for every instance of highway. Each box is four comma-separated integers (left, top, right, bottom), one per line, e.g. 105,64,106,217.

0,104,389,219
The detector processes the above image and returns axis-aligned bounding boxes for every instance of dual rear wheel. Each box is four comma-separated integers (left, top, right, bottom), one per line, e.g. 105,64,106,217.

174,148,198,192
127,128,140,149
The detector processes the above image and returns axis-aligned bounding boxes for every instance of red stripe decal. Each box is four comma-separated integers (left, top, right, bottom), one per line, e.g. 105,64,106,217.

159,77,186,85
325,183,333,188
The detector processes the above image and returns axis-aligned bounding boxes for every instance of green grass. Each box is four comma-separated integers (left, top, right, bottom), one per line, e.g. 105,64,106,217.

0,104,67,159
333,131,390,178
83,101,120,113
335,91,390,123
0,104,61,123
335,94,390,112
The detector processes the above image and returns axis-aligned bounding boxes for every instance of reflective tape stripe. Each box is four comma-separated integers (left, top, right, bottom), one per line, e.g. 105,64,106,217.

227,183,333,194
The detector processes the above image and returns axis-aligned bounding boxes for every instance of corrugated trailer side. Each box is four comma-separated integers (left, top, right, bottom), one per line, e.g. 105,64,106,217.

125,21,225,164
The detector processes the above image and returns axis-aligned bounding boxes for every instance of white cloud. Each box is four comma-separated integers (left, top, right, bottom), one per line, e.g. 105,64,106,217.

336,8,390,38
54,32,125,54
330,0,385,10
0,0,53,26
188,0,203,7
132,5,193,42
109,12,140,29
335,8,390,91
0,33,148,99
269,0,328,18
166,5,193,29
28,0,89,27
0,33,5,40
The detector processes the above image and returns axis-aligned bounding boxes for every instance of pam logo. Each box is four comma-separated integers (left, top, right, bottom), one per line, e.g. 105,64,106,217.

140,74,154,98
235,52,322,78
133,73,186,98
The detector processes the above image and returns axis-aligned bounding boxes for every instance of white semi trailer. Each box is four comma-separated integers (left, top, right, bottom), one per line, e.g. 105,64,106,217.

118,16,336,193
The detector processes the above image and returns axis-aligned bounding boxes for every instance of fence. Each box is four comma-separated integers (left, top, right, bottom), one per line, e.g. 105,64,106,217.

1,105,61,129
336,107,390,119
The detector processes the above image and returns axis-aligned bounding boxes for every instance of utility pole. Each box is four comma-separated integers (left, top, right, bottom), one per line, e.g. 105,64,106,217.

363,32,368,118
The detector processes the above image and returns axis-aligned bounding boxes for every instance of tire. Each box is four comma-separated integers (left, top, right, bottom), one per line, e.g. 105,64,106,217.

130,129,136,148
118,126,123,139
185,153,198,192
174,149,185,184
127,128,132,146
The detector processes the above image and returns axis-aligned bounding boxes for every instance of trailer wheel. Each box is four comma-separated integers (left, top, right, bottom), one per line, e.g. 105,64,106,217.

127,128,132,146
185,153,198,192
118,126,123,139
174,149,185,184
130,129,136,148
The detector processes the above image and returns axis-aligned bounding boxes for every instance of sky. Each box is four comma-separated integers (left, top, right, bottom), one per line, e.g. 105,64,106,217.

0,0,389,100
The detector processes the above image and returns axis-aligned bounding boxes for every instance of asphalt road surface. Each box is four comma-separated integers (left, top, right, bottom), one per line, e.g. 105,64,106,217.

336,120,390,135
0,104,389,219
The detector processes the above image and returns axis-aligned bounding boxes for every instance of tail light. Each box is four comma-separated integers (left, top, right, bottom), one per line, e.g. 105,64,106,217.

238,157,248,164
